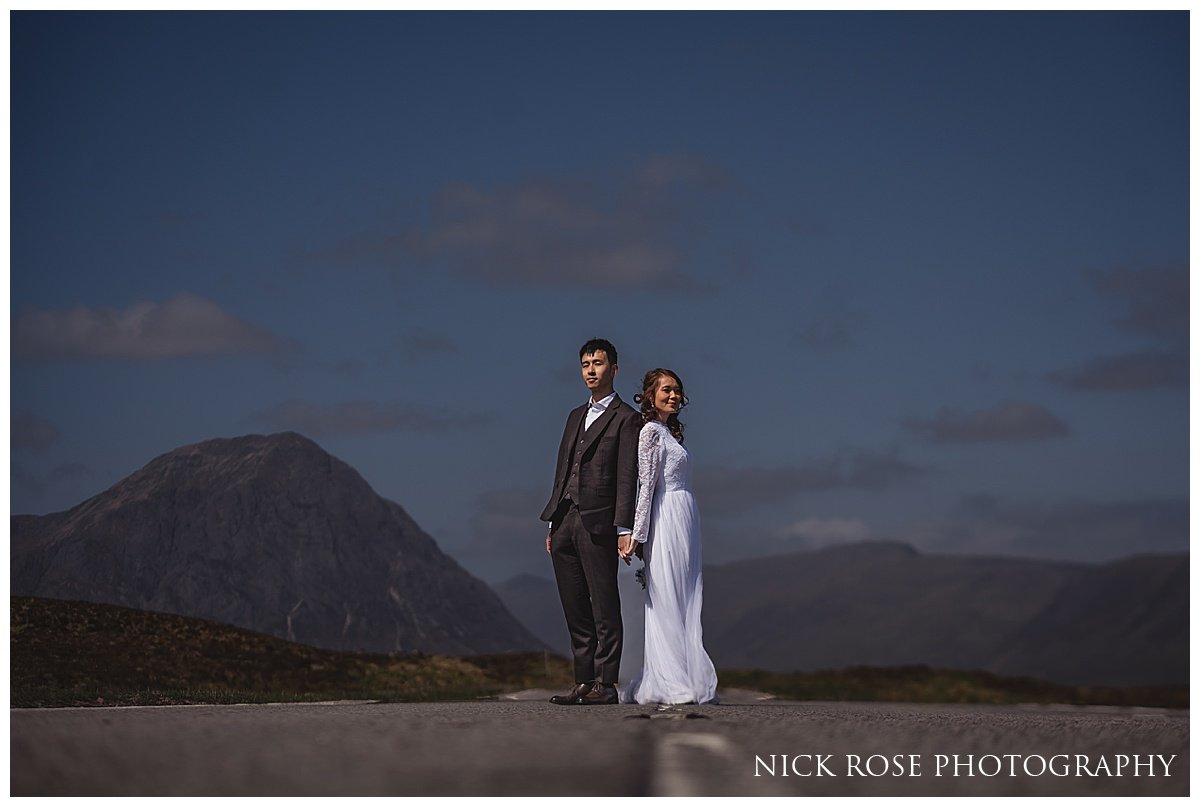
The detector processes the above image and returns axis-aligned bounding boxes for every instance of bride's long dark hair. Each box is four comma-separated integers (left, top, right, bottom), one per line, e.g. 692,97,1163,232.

633,368,688,443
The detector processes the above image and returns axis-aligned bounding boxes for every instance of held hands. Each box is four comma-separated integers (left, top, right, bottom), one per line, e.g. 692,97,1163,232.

546,531,552,555
617,534,635,564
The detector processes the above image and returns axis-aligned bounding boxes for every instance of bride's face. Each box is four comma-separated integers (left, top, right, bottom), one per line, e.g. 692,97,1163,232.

652,375,683,421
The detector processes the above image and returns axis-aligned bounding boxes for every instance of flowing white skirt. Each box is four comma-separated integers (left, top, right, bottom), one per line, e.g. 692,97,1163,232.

621,489,718,705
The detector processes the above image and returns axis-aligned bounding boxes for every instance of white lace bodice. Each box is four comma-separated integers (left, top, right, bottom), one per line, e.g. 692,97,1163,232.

631,420,692,544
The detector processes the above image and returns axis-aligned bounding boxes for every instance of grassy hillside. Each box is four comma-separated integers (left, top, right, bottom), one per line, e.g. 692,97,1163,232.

11,596,572,707
12,597,1187,708
720,666,1187,709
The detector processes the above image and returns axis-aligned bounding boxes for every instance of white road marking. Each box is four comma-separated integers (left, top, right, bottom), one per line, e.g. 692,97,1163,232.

650,731,738,796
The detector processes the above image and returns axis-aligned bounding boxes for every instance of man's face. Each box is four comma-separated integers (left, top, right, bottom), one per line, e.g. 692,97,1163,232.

580,350,617,399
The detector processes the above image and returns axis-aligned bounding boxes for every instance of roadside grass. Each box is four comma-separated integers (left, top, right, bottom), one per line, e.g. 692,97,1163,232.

12,597,1186,709
11,596,573,707
719,666,1188,709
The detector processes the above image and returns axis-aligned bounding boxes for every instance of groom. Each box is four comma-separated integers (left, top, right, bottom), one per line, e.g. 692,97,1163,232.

541,338,640,705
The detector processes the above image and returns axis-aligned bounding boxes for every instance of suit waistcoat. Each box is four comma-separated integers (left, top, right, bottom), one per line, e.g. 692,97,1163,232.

562,411,588,504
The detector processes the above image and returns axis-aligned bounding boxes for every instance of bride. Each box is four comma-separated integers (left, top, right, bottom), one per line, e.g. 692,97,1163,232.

619,368,718,705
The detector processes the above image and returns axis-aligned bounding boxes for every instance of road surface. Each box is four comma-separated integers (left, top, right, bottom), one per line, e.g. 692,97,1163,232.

11,692,1188,796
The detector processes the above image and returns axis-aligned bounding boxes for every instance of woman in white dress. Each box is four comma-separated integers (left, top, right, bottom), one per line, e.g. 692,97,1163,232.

619,368,718,705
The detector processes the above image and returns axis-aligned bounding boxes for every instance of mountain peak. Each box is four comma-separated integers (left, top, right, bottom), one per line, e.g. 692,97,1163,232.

140,430,335,477
12,432,542,656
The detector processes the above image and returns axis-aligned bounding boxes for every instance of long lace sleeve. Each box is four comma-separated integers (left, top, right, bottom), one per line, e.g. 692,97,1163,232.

631,423,663,544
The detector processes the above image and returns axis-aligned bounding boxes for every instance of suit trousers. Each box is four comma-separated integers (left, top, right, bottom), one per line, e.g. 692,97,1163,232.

550,503,623,684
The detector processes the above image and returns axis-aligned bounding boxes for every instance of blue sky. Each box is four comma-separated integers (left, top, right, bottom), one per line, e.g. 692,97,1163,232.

10,11,1189,582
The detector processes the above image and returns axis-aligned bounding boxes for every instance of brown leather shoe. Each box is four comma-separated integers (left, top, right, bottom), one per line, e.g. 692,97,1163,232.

549,682,592,706
577,681,619,705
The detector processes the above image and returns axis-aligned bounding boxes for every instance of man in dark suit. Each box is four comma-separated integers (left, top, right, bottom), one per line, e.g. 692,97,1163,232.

540,338,640,705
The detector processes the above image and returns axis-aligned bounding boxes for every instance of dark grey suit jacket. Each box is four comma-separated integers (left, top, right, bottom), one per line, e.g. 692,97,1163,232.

540,395,641,536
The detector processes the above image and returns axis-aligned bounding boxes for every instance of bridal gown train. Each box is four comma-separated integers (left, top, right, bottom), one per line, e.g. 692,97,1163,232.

621,420,719,705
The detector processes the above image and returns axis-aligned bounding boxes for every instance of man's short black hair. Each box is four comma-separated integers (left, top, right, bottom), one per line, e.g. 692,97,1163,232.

579,338,618,366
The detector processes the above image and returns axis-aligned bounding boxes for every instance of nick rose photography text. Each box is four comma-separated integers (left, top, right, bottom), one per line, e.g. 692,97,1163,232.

754,754,1177,778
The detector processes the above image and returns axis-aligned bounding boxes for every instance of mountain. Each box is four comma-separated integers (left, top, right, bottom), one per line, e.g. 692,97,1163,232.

703,541,1082,672
988,552,1189,686
11,432,542,656
703,541,1187,687
495,542,1187,687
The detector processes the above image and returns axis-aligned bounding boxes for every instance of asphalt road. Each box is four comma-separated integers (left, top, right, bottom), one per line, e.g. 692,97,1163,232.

11,693,1189,796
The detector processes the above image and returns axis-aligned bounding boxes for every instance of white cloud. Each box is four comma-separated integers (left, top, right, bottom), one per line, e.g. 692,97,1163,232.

307,154,732,291
695,449,928,516
896,494,1188,562
903,401,1070,443
252,399,493,436
13,293,283,360
775,516,873,549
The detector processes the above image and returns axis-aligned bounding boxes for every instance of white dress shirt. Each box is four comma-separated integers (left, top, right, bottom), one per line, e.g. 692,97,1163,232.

585,391,617,429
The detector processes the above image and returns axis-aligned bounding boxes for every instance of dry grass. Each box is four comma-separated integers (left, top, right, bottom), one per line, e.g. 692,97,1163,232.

13,597,1184,709
719,665,1188,709
11,597,572,707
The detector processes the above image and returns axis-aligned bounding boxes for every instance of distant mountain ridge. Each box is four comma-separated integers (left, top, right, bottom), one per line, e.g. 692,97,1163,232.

12,432,1184,685
11,432,542,656
497,541,1187,687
